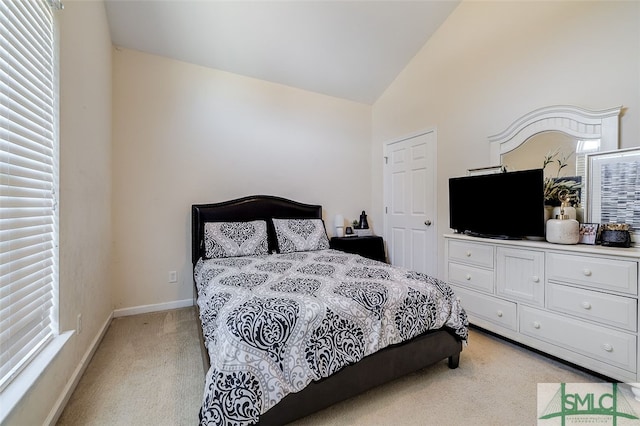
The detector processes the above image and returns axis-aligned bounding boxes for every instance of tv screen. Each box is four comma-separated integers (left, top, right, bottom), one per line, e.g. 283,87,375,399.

449,169,545,239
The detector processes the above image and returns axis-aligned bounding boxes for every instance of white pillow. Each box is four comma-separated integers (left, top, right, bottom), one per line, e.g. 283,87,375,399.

204,220,269,259
272,218,329,253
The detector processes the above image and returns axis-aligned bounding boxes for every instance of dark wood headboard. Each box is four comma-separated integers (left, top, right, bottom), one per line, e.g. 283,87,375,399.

191,195,323,265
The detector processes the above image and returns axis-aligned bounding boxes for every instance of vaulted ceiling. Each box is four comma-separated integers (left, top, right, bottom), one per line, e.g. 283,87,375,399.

104,1,460,104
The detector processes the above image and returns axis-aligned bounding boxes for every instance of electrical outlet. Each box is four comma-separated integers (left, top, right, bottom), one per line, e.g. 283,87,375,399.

169,271,178,283
77,313,82,334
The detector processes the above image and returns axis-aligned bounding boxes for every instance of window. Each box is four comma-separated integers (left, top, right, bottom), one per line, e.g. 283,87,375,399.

0,0,58,391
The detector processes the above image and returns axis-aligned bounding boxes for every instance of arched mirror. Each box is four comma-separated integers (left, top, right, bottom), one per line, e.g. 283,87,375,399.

489,105,622,221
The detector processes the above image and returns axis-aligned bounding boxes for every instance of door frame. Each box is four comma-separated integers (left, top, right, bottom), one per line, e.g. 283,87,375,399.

383,128,438,274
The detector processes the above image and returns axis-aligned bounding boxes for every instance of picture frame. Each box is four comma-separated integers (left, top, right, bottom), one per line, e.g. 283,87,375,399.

578,223,599,245
587,148,640,247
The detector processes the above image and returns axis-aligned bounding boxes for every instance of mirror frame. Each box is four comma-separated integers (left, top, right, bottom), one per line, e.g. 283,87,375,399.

488,105,622,164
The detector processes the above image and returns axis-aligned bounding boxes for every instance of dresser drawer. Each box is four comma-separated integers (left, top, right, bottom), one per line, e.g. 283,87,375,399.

520,306,636,372
448,262,494,293
447,240,494,268
547,283,637,331
453,286,517,331
547,253,638,295
496,247,544,306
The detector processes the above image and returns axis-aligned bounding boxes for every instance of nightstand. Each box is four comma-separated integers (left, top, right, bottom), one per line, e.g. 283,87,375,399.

329,236,386,263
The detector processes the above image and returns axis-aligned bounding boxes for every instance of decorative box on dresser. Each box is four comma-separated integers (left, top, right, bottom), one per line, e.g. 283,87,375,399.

445,233,640,382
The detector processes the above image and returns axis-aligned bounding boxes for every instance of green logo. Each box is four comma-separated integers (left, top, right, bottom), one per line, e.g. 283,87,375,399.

539,383,639,425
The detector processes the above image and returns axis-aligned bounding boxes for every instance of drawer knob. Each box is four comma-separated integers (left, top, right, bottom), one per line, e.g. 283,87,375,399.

602,343,613,352
581,301,592,310
466,251,472,257
583,269,592,277
532,276,540,283
497,310,503,317
533,321,541,329
465,274,472,281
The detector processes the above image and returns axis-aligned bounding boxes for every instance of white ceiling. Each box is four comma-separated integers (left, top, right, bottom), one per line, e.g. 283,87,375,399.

104,1,460,104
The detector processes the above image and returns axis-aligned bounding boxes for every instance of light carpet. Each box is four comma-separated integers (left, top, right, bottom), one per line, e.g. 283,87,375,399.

57,307,610,425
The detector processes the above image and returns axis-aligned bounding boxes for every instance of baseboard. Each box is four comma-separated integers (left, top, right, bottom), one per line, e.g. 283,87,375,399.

45,311,113,426
112,298,194,318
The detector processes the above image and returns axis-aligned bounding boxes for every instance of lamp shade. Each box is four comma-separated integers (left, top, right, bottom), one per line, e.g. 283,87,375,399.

334,214,344,228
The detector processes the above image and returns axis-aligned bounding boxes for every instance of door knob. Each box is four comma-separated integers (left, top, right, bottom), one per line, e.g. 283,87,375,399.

424,220,432,226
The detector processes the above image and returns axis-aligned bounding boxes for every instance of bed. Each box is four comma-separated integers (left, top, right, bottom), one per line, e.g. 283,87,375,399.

191,195,468,425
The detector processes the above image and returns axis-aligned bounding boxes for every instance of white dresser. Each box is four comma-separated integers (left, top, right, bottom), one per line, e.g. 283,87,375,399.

445,233,640,382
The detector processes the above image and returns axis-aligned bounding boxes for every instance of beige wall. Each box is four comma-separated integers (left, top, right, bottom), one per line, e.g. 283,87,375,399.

111,49,372,310
5,1,113,424
372,1,640,278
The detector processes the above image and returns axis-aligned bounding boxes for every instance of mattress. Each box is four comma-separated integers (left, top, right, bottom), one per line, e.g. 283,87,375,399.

193,249,468,425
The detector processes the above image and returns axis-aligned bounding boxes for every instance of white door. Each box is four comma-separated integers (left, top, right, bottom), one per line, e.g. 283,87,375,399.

384,131,437,275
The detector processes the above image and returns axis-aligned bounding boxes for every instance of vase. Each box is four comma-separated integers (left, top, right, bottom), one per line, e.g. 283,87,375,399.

544,206,554,223
552,206,577,221
546,216,579,244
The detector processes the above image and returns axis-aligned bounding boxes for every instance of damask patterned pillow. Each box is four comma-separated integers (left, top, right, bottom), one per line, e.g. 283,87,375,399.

272,218,330,253
204,221,269,259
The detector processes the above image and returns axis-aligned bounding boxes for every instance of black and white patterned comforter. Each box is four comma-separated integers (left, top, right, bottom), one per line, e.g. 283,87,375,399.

194,249,468,425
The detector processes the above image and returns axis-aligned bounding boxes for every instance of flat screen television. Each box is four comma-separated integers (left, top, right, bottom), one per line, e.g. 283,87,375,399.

449,168,545,239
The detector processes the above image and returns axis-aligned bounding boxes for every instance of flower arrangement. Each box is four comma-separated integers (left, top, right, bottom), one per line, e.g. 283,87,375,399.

542,149,581,206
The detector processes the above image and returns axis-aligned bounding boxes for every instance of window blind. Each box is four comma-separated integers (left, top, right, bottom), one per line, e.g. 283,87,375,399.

0,0,57,391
